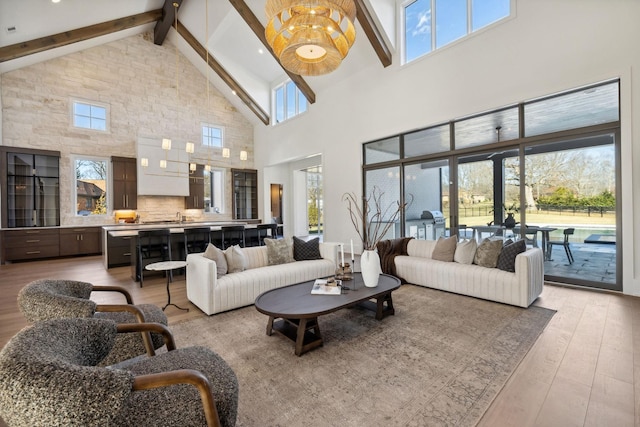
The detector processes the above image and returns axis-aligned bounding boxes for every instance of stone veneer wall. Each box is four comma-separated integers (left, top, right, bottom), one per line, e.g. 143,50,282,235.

0,31,254,226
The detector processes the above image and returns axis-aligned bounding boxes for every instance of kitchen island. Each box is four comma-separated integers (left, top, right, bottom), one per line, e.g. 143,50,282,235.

102,221,265,279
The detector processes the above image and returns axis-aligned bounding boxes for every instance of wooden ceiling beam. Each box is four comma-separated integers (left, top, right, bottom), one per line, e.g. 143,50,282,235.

0,10,162,63
354,0,392,68
227,0,316,105
154,0,184,45
175,20,270,125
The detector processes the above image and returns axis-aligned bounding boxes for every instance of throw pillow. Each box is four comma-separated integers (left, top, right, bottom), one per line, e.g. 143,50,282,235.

203,243,228,278
224,245,246,273
265,238,294,266
293,236,322,261
473,238,504,268
454,239,477,265
496,239,527,272
431,235,457,262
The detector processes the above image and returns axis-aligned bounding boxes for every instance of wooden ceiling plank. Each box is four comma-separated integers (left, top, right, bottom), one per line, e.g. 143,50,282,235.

175,20,270,125
227,0,316,104
354,0,392,68
0,10,162,63
154,0,184,45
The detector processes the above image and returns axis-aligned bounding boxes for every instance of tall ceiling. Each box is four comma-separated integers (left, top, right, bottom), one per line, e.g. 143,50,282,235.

0,0,395,125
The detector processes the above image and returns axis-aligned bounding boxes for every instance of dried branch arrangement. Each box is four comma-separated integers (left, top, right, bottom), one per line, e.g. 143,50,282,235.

342,186,412,251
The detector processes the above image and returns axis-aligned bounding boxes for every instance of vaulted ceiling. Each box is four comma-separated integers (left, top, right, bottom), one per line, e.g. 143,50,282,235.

0,0,395,125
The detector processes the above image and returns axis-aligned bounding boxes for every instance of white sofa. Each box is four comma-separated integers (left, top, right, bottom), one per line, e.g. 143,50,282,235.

186,242,339,315
393,239,544,308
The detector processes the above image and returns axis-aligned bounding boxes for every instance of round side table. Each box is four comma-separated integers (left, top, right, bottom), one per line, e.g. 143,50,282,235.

145,260,189,311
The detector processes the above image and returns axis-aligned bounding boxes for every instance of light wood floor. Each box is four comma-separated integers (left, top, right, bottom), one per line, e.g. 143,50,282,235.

0,255,638,426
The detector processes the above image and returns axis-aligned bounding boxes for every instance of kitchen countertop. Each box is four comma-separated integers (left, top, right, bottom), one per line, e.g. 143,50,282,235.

103,221,261,237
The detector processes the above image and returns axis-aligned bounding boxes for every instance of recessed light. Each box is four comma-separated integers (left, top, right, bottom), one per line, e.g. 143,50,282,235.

52,0,61,3
258,48,264,54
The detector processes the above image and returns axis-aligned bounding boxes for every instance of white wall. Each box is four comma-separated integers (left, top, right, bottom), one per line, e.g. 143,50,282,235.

254,0,640,296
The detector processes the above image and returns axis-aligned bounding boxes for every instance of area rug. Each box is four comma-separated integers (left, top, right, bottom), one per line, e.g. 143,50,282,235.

170,285,555,427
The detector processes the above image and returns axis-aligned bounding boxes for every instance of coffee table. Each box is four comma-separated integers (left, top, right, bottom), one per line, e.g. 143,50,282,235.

254,273,401,356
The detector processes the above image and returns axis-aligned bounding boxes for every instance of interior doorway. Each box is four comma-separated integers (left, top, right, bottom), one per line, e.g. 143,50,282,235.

305,166,323,238
270,183,283,224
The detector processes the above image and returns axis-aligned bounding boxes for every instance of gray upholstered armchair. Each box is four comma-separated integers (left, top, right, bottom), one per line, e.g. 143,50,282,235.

17,279,168,366
0,318,238,427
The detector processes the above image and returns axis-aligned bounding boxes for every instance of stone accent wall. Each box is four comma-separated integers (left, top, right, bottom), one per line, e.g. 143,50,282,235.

1,32,254,225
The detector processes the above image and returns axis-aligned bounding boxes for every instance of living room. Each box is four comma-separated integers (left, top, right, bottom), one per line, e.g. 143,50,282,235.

1,1,639,426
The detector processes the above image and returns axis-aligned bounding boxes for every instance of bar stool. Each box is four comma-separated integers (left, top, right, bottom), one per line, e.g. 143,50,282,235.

221,225,245,249
137,229,172,287
183,227,211,259
257,224,278,245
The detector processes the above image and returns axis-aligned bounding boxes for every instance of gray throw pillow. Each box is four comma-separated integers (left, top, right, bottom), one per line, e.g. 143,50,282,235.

224,245,246,273
293,236,322,261
496,239,527,272
431,235,457,262
265,238,294,265
454,239,477,264
473,238,504,268
203,243,227,278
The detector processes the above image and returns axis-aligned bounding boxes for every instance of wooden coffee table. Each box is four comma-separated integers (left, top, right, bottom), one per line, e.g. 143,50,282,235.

254,273,401,356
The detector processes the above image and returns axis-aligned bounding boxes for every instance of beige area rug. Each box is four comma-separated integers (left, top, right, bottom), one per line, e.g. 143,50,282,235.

171,285,554,427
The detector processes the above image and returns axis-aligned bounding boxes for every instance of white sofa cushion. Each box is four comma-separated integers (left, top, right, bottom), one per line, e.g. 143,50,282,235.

397,239,543,307
187,242,339,315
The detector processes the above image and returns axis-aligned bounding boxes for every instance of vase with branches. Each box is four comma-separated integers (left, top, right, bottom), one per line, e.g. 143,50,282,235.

342,187,411,287
342,186,411,251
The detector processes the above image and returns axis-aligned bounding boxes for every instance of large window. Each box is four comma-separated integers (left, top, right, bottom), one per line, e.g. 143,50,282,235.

72,100,108,131
363,79,621,291
74,157,108,216
403,0,510,63
273,80,307,124
204,168,225,214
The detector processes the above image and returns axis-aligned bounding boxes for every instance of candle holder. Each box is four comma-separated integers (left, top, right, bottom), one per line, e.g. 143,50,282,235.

335,263,353,281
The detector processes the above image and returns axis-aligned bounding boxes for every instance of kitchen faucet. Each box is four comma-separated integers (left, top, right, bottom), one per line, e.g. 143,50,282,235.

176,211,181,222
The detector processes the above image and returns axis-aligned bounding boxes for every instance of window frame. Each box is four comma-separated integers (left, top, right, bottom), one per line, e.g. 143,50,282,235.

401,0,513,65
70,99,110,132
202,123,224,149
271,79,308,125
71,155,109,217
204,167,226,214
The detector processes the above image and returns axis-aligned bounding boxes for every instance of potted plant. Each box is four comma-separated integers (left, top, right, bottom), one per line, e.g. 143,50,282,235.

342,187,411,287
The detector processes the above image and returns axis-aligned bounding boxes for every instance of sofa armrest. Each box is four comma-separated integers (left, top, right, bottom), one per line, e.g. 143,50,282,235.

514,247,544,307
319,242,339,265
186,253,218,315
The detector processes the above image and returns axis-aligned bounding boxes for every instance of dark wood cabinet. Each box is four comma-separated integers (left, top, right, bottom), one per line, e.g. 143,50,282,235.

185,164,205,209
2,228,59,262
232,169,258,220
59,227,102,257
112,157,137,210
106,234,135,267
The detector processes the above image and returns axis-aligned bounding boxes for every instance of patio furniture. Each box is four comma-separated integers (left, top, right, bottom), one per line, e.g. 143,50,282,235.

547,228,575,264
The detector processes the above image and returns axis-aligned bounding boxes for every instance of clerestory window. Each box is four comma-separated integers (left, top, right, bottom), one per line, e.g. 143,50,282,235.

273,80,307,124
403,0,511,64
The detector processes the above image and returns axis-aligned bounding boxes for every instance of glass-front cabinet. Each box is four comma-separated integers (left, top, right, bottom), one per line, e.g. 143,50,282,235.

232,169,257,220
3,149,60,228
